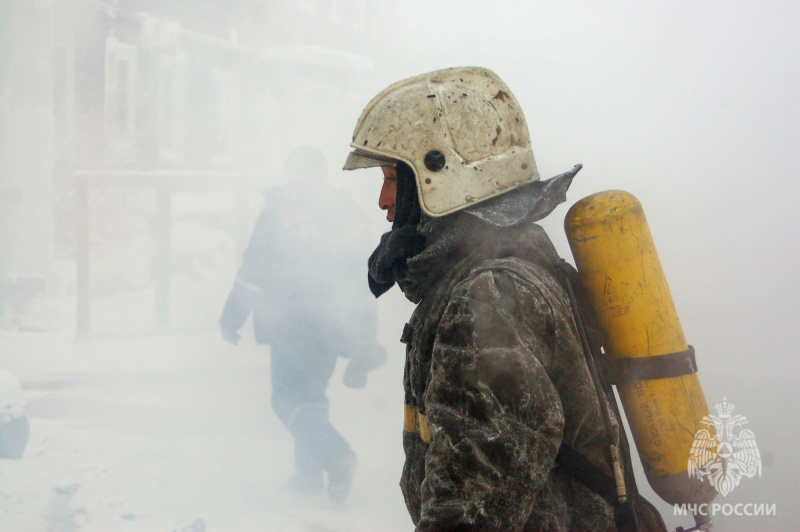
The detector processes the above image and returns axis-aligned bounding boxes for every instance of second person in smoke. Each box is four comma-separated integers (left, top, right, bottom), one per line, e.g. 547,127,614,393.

220,145,386,503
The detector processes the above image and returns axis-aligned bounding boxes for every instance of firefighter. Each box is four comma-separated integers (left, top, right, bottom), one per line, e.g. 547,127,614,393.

343,68,664,530
221,145,385,503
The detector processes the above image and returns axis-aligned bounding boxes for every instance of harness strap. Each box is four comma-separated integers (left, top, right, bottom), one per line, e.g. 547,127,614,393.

557,443,652,531
556,443,617,505
600,346,697,385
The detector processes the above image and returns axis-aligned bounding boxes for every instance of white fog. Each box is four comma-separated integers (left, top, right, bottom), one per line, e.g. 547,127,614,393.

0,1,797,531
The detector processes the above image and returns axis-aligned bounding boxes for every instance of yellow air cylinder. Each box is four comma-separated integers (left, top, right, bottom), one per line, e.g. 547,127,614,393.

564,190,716,509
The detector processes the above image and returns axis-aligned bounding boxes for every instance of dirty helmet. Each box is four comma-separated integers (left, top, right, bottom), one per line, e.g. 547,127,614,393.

343,67,542,217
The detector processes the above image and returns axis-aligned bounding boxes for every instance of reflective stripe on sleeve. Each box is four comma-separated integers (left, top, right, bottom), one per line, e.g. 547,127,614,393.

404,404,431,443
235,277,262,293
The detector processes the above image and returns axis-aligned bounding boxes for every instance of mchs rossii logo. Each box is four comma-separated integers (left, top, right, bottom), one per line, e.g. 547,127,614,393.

688,397,762,497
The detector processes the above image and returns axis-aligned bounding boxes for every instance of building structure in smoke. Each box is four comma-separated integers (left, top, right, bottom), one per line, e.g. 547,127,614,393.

0,0,383,332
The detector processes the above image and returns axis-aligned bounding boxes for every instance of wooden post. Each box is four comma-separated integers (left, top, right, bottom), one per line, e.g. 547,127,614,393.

235,181,251,257
153,185,172,329
75,174,89,337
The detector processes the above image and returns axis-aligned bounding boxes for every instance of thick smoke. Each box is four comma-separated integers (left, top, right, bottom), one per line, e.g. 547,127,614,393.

0,1,796,531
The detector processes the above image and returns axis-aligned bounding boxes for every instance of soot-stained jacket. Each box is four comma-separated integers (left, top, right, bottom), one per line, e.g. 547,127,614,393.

396,210,619,531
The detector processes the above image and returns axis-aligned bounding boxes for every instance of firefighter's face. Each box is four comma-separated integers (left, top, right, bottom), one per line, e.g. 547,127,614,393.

379,166,398,222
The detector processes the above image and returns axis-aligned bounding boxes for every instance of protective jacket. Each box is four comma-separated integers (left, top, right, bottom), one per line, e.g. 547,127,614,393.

397,208,621,531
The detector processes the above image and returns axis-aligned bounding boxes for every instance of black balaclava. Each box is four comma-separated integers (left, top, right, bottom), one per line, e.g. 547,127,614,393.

367,162,426,297
391,161,422,229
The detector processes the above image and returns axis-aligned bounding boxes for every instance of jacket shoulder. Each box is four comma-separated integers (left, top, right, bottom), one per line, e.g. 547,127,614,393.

440,257,572,346
457,257,567,307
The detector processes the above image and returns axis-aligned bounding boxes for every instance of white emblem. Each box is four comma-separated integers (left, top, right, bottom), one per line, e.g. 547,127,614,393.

688,397,762,497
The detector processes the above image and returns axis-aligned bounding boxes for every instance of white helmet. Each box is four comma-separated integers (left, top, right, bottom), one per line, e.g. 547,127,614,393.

343,67,539,217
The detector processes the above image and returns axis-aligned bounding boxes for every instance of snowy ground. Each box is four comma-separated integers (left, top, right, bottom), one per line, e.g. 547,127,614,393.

0,289,415,532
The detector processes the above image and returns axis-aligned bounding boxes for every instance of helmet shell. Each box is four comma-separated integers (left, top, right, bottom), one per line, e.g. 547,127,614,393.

346,67,539,217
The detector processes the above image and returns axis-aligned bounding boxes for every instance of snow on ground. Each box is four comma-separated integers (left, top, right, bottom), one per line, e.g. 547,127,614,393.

0,289,414,531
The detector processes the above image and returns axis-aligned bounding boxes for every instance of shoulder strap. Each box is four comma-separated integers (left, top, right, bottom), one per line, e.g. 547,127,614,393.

556,443,617,505
553,260,668,532
557,442,667,532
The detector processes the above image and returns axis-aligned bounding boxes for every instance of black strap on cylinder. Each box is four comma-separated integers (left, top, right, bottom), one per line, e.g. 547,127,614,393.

600,347,697,385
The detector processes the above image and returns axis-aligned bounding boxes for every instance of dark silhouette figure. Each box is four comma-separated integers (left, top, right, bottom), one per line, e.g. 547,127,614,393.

220,145,386,503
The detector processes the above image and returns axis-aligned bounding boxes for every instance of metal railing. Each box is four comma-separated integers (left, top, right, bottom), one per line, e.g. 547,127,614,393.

74,170,261,337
